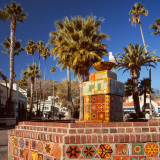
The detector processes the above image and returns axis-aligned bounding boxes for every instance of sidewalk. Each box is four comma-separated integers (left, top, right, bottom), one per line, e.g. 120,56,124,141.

0,146,7,160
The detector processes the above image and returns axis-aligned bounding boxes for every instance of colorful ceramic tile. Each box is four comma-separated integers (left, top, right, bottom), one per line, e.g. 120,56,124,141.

24,149,31,160
98,112,105,120
115,144,127,155
113,156,129,160
85,112,91,120
84,96,91,103
91,112,98,120
9,145,13,155
82,145,96,159
25,139,30,148
146,158,158,160
91,104,98,112
98,103,105,112
37,141,44,153
130,156,146,160
31,151,38,160
9,136,14,146
13,147,19,157
52,144,61,158
132,144,144,155
98,95,105,103
44,155,52,160
14,137,18,147
19,138,25,149
66,145,81,159
20,149,24,158
91,95,98,103
32,140,37,150
45,142,52,155
8,155,14,160
97,144,113,158
144,143,159,157
38,153,43,160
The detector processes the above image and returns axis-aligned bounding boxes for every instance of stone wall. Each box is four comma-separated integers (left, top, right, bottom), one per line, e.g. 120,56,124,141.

8,119,160,160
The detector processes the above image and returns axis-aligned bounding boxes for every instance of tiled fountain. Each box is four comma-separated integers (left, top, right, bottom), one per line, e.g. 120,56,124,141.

8,62,160,160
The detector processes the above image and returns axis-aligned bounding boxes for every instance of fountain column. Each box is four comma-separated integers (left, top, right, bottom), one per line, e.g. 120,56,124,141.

83,61,124,122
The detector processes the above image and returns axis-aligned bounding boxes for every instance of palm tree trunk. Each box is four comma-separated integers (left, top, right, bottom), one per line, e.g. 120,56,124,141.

67,66,72,119
78,73,84,120
8,16,16,117
132,78,140,115
29,79,34,119
144,91,146,111
51,74,55,119
42,59,46,114
85,68,89,81
39,54,42,114
32,55,35,64
139,22,152,116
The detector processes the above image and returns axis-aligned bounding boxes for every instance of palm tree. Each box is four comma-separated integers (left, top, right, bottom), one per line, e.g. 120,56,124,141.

124,78,134,98
49,16,109,120
41,46,50,112
151,19,160,35
117,43,158,115
50,66,56,118
0,2,27,112
22,64,41,119
139,78,153,112
25,40,37,63
19,77,27,87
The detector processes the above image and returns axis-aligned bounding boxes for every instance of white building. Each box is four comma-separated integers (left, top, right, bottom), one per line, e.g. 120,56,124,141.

0,83,27,119
123,95,160,116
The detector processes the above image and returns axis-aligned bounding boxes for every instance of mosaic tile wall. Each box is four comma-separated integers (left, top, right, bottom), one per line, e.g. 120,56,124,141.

8,136,63,160
83,70,124,123
84,95,123,122
65,143,160,159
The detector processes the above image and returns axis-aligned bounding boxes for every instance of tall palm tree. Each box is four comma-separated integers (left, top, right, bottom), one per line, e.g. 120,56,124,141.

25,40,37,63
124,78,134,98
129,3,153,115
0,2,27,112
22,64,41,119
19,77,27,87
151,19,160,35
117,43,158,115
49,16,109,120
139,78,153,112
50,66,56,118
41,46,50,112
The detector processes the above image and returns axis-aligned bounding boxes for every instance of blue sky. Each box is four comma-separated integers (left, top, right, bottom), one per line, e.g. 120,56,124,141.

0,0,160,89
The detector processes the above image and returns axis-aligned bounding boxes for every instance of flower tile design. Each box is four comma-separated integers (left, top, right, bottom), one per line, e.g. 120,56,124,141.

113,156,129,160
130,156,146,160
37,141,44,153
132,144,144,155
14,137,18,147
115,144,127,155
9,145,13,155
20,149,24,158
32,140,37,150
31,151,38,160
144,143,159,157
38,153,43,160
19,138,24,149
13,147,19,157
82,145,96,159
25,139,30,149
8,155,14,160
9,136,14,146
52,143,61,158
66,145,81,159
45,142,52,155
97,144,113,158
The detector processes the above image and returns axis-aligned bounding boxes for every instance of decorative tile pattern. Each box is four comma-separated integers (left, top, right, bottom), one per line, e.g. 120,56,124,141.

9,136,14,146
9,145,13,155
52,143,61,158
115,144,127,155
31,151,38,160
44,155,52,160
144,143,159,157
82,145,96,159
24,149,31,160
37,141,44,153
130,156,146,160
66,145,81,159
14,137,18,147
45,143,52,155
132,144,144,155
32,140,37,150
25,139,30,148
20,149,24,158
97,144,113,158
19,138,24,149
13,147,19,157
113,156,129,160
38,153,43,160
